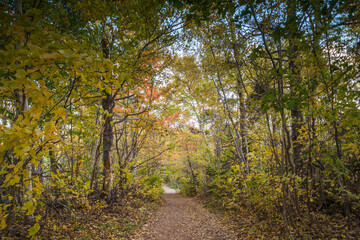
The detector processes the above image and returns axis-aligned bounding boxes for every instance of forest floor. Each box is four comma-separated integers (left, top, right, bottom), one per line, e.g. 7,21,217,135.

4,195,159,239
132,186,237,240
5,185,358,239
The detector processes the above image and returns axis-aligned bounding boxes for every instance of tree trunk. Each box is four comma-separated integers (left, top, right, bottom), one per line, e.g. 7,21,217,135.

287,0,302,216
229,19,250,171
287,0,303,176
49,148,58,178
100,36,114,197
101,92,114,196
209,46,248,174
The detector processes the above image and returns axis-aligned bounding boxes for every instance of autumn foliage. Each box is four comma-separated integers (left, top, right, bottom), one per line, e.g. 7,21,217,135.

1,0,360,239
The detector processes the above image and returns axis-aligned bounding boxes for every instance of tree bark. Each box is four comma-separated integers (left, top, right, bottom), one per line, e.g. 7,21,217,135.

101,91,114,196
49,148,58,176
101,36,114,196
287,0,303,176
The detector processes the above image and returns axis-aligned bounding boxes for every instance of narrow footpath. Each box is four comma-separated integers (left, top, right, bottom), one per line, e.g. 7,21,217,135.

133,185,237,240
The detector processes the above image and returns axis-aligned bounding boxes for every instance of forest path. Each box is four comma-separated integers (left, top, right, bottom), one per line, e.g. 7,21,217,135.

132,187,237,240
162,184,178,194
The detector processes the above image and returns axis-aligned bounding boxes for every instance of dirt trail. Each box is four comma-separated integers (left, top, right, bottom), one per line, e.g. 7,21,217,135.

162,184,178,194
132,186,237,240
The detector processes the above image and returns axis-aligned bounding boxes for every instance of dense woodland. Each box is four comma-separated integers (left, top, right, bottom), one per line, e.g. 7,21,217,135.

0,0,359,239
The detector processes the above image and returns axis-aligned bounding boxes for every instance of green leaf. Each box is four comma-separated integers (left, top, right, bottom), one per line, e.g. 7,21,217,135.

23,146,31,153
28,223,40,236
27,203,36,215
58,49,73,59
15,69,27,79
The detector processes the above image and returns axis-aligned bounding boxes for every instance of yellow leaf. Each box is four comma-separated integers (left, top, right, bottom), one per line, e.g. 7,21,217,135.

35,215,41,222
0,218,7,231
54,107,66,118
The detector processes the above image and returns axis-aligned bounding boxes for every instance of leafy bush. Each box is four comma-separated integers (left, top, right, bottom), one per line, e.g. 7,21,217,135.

137,175,164,201
179,176,198,196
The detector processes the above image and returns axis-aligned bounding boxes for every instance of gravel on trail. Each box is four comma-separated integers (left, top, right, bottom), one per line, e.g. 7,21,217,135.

132,186,237,240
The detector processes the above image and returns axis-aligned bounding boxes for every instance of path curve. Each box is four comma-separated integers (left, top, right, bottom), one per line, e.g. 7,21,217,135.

132,190,236,240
